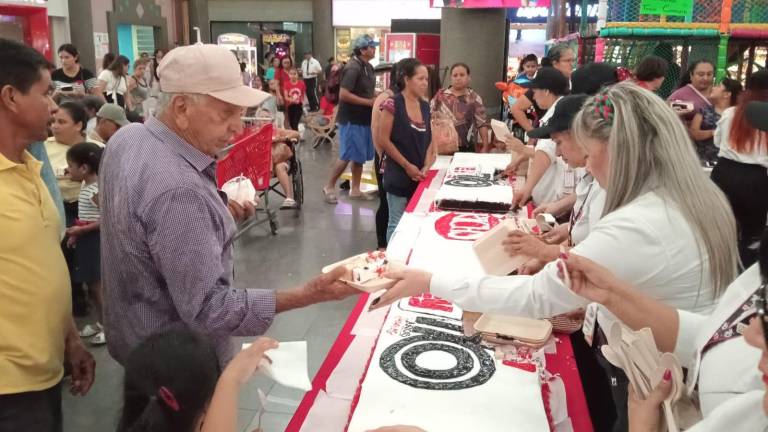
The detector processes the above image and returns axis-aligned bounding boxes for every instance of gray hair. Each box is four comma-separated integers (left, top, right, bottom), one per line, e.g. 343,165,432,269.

547,44,573,62
572,81,738,297
155,92,203,116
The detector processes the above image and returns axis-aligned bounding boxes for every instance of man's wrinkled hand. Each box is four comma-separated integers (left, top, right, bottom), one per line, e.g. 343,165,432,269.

228,199,256,223
305,266,359,302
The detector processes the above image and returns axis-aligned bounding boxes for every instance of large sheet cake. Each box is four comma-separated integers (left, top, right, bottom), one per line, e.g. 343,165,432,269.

434,152,515,213
346,296,549,432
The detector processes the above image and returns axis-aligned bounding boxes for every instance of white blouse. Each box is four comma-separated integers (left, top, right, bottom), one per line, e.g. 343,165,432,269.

714,107,768,168
98,70,128,96
570,175,606,245
531,98,562,206
430,191,717,333
675,264,764,416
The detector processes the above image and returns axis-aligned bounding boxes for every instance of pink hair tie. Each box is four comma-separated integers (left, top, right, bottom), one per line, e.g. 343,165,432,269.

158,386,180,412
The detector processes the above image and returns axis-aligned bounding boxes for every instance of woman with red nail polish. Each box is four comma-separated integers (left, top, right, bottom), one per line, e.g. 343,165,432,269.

568,227,768,432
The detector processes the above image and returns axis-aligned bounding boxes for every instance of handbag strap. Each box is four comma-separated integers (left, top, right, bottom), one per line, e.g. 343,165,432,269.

687,84,712,108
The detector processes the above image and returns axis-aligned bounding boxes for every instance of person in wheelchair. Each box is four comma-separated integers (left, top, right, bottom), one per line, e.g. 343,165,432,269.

272,128,300,209
246,103,302,210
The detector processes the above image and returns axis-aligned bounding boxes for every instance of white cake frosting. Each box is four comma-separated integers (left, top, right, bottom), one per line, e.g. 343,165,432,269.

346,296,549,431
434,152,515,212
350,251,388,284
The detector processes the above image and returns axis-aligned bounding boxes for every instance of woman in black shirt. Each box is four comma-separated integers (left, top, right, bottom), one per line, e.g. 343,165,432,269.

51,44,97,97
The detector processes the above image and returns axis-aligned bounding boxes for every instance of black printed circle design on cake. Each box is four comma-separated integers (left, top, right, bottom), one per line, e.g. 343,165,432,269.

399,343,473,380
379,318,496,390
443,175,494,188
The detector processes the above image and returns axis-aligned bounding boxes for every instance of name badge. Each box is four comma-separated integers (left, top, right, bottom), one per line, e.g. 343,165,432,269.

582,303,599,347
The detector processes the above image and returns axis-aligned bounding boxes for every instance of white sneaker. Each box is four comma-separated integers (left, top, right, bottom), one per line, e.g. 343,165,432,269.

280,198,298,209
90,331,106,346
79,324,101,338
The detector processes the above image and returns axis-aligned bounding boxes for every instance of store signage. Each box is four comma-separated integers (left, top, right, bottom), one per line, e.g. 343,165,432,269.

508,5,598,23
263,33,291,44
385,33,415,63
639,0,694,16
431,0,551,8
217,33,251,46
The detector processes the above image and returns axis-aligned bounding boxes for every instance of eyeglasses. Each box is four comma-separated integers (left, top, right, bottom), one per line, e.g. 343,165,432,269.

756,282,768,348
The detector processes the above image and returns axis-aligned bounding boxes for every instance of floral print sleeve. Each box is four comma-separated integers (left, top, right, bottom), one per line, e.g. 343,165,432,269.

380,97,396,114
472,92,488,129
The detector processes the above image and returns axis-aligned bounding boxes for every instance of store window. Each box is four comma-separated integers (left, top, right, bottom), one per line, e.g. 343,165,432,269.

211,21,313,73
334,27,387,65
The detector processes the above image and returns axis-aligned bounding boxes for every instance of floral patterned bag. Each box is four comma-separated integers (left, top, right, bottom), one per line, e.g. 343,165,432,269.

431,98,459,155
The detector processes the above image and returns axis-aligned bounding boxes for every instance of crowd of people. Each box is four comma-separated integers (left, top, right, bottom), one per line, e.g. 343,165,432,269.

0,37,364,432
2,27,768,432
367,45,768,432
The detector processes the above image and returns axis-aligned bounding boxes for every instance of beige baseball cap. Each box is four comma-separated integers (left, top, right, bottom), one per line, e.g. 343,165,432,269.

96,103,129,126
158,44,269,107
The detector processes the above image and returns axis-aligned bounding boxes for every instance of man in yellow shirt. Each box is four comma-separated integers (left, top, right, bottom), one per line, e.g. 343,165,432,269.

0,39,95,431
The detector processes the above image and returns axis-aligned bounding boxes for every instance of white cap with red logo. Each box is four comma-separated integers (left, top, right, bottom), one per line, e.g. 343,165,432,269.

158,44,269,108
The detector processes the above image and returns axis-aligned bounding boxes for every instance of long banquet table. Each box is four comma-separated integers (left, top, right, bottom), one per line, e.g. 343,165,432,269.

286,156,594,432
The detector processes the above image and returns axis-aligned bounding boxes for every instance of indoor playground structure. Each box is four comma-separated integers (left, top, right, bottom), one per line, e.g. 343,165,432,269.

567,0,767,96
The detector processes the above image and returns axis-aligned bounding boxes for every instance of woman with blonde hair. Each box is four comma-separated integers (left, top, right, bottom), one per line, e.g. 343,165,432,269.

372,82,738,431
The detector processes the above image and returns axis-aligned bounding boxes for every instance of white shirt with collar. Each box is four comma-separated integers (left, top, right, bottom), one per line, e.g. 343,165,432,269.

531,96,563,205
301,57,322,79
715,106,768,168
675,264,764,417
570,174,606,245
430,190,717,332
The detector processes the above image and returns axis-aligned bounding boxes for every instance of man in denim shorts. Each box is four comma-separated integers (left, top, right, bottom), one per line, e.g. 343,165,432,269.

323,35,378,203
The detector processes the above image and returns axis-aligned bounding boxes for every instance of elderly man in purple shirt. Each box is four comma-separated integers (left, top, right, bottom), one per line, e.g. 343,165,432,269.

100,44,357,365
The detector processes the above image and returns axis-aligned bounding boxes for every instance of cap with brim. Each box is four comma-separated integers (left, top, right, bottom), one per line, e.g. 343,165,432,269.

96,103,130,127
208,86,270,108
521,67,569,95
352,35,380,50
159,44,270,108
746,101,768,132
528,94,589,139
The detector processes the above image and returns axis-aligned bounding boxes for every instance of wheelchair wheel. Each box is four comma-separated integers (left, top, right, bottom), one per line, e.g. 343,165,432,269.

292,159,304,208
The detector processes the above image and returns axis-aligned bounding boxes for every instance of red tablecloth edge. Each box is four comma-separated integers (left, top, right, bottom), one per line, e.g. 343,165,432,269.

546,334,595,432
285,293,370,432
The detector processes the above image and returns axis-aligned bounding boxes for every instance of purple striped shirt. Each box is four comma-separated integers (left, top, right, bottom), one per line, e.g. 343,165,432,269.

100,117,276,365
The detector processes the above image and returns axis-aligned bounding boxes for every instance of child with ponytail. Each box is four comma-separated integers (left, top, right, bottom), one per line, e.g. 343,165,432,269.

117,328,277,432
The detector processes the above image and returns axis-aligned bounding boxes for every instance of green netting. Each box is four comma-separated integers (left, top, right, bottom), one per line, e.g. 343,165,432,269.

606,0,722,24
730,0,768,24
601,37,719,98
580,37,598,64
